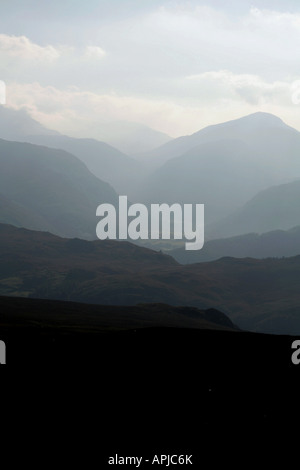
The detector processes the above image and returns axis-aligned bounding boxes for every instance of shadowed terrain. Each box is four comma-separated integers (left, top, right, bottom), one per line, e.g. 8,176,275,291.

2,223,300,334
0,295,299,443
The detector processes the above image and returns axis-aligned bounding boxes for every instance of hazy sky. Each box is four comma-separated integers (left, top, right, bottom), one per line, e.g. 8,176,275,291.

1,0,300,138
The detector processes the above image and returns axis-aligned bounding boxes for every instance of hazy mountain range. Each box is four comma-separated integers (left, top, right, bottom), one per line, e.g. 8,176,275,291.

0,139,118,239
0,107,148,197
24,133,146,197
0,106,171,156
0,108,300,252
0,107,60,140
143,112,299,167
2,223,300,334
91,120,172,156
1,107,300,337
134,112,300,225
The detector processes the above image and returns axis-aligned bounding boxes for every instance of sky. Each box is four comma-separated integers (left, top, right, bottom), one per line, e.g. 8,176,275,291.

0,0,300,138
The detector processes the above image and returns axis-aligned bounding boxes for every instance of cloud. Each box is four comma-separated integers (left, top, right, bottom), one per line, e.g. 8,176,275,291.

186,71,292,106
5,75,300,139
6,81,194,136
0,34,62,61
248,7,300,28
0,34,107,91
1,5,300,137
84,46,106,59
0,34,106,66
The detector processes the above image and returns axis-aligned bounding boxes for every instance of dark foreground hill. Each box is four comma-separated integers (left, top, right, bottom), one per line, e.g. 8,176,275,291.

0,295,237,334
0,295,299,445
2,224,300,334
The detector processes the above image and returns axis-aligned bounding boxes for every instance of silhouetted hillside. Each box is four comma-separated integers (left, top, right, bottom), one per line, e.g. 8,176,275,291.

0,295,299,438
0,295,236,333
1,224,300,334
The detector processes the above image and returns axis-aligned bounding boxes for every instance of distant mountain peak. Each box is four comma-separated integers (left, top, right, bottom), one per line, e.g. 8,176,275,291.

143,111,295,168
243,111,284,122
0,106,60,140
196,112,287,137
229,111,285,126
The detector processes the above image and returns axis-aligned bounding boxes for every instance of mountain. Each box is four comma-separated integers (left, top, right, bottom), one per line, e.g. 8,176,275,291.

209,179,300,239
0,139,118,239
0,107,148,196
134,113,300,224
134,139,267,223
0,295,236,333
0,107,171,156
0,193,55,232
144,112,297,167
0,106,59,140
2,223,300,334
24,134,147,196
170,226,300,264
1,296,297,438
91,120,172,156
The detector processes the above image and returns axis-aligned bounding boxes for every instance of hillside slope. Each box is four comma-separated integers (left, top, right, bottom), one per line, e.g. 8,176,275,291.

0,139,118,239
1,224,300,334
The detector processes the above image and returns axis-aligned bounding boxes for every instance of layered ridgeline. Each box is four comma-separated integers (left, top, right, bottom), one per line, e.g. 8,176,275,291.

2,107,300,235
1,108,300,246
1,223,300,334
82,120,172,156
170,226,300,264
144,111,300,167
24,135,147,197
135,113,300,225
0,106,172,155
0,107,161,197
0,106,60,140
208,179,300,239
0,139,118,239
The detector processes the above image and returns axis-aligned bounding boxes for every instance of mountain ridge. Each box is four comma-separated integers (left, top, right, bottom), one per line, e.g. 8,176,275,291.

169,225,300,263
134,112,300,225
1,223,300,334
208,179,300,238
0,138,119,239
24,134,147,196
143,112,292,166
